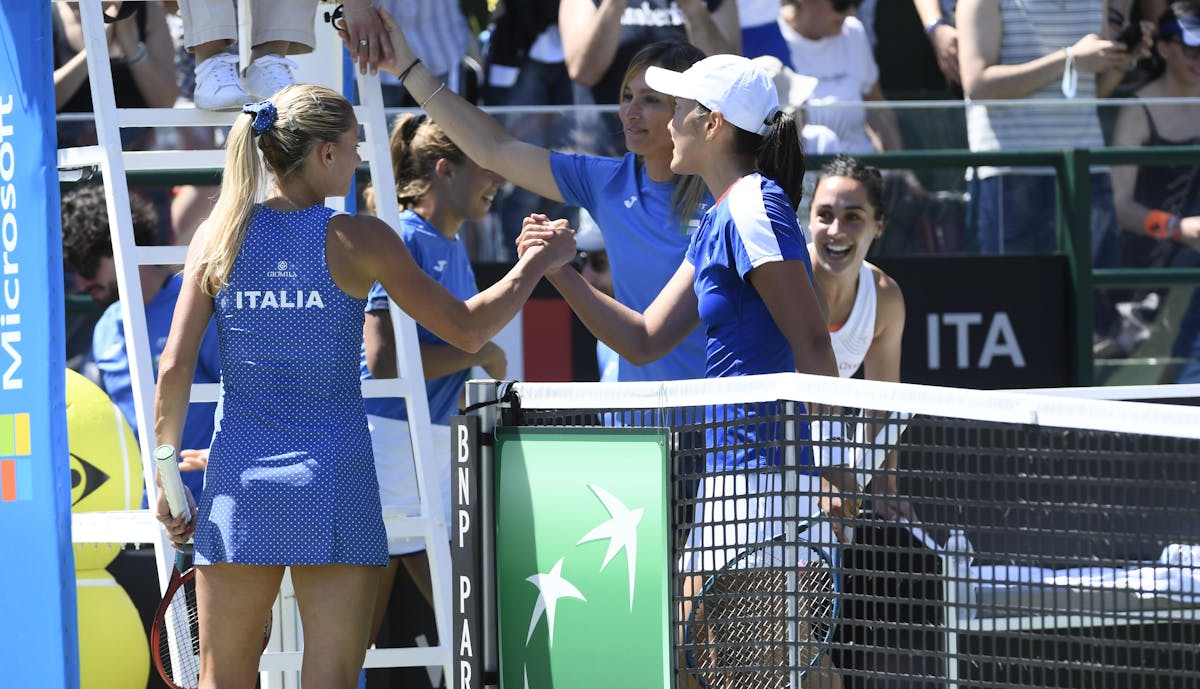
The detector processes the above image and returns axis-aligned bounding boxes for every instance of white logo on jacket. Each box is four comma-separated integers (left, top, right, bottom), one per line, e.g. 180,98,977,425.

235,290,325,309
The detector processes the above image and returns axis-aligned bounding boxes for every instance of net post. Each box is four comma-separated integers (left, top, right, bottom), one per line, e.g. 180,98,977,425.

455,380,505,689
783,400,800,689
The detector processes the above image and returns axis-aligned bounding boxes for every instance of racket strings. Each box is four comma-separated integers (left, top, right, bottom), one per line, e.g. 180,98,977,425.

156,575,201,689
686,557,838,689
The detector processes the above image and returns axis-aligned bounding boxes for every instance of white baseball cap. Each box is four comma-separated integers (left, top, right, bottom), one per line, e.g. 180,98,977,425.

750,56,819,109
644,54,781,136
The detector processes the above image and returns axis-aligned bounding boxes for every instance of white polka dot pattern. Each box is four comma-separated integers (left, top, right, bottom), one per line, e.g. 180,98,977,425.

194,204,387,567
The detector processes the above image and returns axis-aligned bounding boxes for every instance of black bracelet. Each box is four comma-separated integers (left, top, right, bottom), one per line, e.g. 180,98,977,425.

397,58,421,85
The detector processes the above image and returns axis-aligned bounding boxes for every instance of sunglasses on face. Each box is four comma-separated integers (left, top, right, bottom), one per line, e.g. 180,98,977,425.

574,251,609,273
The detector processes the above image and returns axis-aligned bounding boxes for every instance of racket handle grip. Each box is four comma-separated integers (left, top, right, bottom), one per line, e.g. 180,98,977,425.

154,444,191,523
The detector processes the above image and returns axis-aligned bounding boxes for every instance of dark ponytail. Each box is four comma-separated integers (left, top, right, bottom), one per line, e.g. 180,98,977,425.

709,105,806,211
754,111,805,211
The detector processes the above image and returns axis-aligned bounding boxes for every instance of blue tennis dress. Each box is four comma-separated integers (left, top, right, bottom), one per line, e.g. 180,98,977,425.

195,204,387,567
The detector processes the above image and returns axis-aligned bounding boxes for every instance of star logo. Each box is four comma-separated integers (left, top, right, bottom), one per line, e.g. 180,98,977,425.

576,484,643,610
525,558,586,646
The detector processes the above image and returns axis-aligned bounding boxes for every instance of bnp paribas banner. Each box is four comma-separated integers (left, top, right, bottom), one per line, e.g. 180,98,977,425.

495,428,670,689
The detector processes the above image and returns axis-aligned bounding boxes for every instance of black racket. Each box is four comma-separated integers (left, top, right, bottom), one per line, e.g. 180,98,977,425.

683,535,840,689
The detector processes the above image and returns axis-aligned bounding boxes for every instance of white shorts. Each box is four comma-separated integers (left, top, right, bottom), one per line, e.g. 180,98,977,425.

368,416,452,556
680,471,824,573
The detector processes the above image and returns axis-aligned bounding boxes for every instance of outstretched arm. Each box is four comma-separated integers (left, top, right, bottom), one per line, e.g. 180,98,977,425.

368,8,562,201
364,310,507,381
522,215,701,364
333,214,575,354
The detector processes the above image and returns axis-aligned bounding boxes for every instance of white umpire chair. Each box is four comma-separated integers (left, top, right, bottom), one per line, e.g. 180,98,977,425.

59,1,454,686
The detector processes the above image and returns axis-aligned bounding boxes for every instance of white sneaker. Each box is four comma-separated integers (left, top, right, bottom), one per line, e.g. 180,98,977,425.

244,54,298,101
193,53,249,111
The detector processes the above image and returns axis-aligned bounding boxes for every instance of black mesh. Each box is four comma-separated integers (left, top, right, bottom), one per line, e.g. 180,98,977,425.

506,398,1200,689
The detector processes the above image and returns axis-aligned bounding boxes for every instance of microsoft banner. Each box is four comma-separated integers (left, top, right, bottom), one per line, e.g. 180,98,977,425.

0,1,74,687
495,428,670,688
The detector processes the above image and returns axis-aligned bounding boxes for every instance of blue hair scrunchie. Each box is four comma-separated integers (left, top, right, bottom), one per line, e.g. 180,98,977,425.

242,100,277,136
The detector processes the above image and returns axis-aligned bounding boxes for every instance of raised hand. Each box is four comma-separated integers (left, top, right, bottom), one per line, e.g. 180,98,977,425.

341,0,394,76
368,6,418,77
1069,33,1133,73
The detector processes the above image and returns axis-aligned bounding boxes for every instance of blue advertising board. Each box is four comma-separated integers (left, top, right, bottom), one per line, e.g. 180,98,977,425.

0,2,76,687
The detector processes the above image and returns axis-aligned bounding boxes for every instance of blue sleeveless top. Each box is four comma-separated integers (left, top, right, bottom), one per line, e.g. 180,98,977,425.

195,204,387,566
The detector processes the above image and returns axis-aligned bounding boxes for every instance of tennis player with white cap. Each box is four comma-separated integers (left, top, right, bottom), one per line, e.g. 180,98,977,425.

522,53,836,385
519,52,852,558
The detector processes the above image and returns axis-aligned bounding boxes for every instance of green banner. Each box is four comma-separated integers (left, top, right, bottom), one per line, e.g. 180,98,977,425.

495,427,670,689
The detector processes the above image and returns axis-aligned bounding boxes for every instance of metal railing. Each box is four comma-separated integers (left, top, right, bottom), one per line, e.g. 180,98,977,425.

60,110,1200,385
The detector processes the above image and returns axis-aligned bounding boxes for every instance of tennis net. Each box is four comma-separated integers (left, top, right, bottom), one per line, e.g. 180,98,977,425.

460,374,1200,689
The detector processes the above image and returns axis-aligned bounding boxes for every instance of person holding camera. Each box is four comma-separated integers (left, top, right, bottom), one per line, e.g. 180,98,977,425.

957,0,1153,257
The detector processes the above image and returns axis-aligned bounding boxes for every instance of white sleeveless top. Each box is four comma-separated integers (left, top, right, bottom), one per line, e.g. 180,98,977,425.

830,262,877,378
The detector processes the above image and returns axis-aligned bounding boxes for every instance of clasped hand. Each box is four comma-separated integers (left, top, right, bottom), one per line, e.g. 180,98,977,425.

517,214,577,271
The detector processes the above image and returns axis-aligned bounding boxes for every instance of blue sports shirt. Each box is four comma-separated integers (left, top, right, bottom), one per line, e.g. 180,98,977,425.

684,174,816,471
551,151,710,383
360,210,478,425
686,173,814,379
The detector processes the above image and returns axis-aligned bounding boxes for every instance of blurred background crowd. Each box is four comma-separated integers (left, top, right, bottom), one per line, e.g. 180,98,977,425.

58,0,1200,376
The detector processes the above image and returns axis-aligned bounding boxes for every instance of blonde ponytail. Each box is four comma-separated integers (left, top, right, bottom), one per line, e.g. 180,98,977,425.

191,84,356,296
194,114,264,296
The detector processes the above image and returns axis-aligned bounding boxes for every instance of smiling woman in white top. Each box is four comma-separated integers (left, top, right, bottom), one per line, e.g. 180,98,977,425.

807,155,911,519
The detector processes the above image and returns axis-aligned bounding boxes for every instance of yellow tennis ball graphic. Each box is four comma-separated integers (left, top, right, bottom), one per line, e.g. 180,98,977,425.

67,369,143,571
75,569,150,689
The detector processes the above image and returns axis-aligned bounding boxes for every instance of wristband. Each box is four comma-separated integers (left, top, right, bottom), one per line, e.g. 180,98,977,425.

924,17,952,36
397,57,421,84
1145,209,1182,241
1061,47,1078,99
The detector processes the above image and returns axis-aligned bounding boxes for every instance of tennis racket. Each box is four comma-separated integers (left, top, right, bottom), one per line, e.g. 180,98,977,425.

681,411,911,687
837,410,911,544
683,535,840,689
149,445,272,689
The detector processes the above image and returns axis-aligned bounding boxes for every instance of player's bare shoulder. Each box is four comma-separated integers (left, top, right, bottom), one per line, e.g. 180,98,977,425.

865,261,905,326
326,212,394,252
